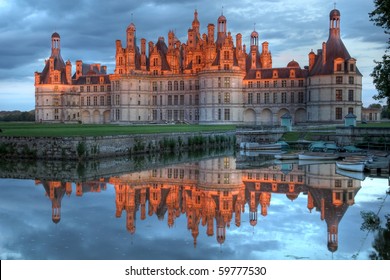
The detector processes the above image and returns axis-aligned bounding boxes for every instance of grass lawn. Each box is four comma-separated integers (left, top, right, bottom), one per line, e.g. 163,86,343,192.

0,122,236,137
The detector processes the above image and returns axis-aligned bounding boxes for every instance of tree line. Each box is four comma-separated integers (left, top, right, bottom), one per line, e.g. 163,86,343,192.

0,110,35,122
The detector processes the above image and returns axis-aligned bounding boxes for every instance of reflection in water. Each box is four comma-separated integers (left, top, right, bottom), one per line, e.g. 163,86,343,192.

36,157,362,254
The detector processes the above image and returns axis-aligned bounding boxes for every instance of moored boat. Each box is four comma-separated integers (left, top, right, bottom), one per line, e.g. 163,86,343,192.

298,152,340,160
336,168,366,181
335,161,365,172
274,152,300,160
241,141,289,150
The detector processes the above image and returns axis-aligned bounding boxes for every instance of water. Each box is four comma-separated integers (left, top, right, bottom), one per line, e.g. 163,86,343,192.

0,152,389,260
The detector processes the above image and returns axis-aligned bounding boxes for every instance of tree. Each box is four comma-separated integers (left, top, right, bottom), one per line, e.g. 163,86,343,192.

369,0,390,105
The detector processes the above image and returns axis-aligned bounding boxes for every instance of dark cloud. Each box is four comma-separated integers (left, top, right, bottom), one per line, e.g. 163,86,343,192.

0,0,387,109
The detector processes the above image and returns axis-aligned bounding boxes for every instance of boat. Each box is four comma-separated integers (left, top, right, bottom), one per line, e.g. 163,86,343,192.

274,152,300,160
298,152,340,160
308,141,340,152
335,161,366,172
240,141,289,150
335,168,366,181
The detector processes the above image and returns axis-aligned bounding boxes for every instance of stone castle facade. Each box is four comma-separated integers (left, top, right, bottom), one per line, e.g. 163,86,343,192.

34,8,362,125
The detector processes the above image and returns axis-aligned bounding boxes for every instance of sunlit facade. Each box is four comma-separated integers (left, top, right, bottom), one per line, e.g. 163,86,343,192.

35,8,362,124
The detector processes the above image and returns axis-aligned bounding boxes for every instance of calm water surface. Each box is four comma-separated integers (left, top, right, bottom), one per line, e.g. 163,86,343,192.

0,153,389,260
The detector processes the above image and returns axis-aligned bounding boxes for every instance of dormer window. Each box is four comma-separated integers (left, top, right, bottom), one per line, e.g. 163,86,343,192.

256,71,261,79
334,58,345,72
86,77,91,84
273,70,278,78
349,63,355,72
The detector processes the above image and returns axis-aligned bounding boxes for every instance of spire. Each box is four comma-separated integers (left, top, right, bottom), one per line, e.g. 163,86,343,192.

51,32,60,56
329,6,341,37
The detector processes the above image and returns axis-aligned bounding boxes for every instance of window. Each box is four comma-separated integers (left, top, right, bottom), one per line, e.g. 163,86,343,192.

273,80,277,87
349,76,354,84
80,86,84,92
218,109,222,120
298,80,303,87
218,77,221,88
346,90,353,102
257,81,261,88
93,96,98,106
100,85,104,92
87,96,91,106
273,92,277,103
152,110,157,120
336,90,343,101
168,81,172,91
265,81,270,88
248,81,253,88
223,51,229,60
224,77,230,88
264,92,270,104
152,81,157,91
281,92,287,103
298,92,304,103
115,109,120,120
115,95,120,105
174,81,178,91
282,80,287,87
180,95,184,105
224,64,230,70
224,109,230,120
257,93,261,104
349,64,355,72
194,80,199,90
168,95,172,105
336,107,343,120
291,80,295,87
291,92,294,103
81,97,85,106
218,93,222,104
174,95,178,105
336,76,343,84
336,63,342,71
152,95,157,105
247,92,253,104
180,81,184,90
100,96,104,106
224,92,230,103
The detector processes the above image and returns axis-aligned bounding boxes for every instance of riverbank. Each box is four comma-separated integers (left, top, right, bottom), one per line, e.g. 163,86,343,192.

0,130,236,160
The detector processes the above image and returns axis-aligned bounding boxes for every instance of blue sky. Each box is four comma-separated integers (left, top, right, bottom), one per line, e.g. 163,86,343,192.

0,0,387,110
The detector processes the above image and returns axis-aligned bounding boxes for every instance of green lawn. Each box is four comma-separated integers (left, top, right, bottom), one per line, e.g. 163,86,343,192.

0,122,236,137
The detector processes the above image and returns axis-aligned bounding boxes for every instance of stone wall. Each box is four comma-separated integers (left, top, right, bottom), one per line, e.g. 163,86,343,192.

335,127,390,147
0,131,235,160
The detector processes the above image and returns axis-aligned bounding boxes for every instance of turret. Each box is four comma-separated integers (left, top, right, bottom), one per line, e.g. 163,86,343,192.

65,60,72,84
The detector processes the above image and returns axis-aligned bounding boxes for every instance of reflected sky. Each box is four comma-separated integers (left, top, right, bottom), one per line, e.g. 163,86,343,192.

0,157,389,260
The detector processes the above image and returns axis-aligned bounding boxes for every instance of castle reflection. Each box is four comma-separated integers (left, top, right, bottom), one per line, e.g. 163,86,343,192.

36,157,361,253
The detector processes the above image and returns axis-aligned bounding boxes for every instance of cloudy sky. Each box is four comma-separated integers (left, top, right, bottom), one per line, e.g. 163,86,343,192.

0,0,387,110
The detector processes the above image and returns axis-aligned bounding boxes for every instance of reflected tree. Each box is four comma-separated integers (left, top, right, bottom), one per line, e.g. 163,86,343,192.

360,186,390,260
369,214,390,260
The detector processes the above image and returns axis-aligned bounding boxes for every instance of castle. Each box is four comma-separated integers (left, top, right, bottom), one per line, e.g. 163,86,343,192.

34,8,362,125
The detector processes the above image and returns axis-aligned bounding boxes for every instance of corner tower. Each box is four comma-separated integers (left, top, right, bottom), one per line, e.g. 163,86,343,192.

306,8,362,124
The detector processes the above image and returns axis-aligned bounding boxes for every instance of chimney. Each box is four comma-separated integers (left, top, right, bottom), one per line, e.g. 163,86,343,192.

308,49,316,71
322,42,326,65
